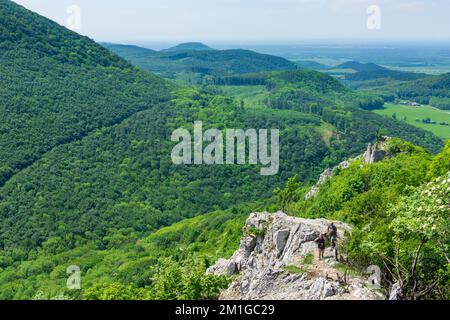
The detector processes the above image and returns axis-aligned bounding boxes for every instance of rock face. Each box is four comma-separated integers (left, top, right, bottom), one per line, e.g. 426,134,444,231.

364,144,386,164
364,136,390,164
208,212,385,300
305,138,391,200
388,282,404,300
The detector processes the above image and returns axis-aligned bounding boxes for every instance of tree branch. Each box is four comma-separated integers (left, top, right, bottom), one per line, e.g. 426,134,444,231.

377,253,395,280
414,281,438,300
395,242,404,288
410,238,426,282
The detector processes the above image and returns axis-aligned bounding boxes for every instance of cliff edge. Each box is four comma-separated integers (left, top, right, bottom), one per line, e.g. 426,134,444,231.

208,211,385,300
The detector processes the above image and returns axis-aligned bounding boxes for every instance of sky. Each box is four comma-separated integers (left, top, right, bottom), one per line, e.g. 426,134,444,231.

12,0,450,44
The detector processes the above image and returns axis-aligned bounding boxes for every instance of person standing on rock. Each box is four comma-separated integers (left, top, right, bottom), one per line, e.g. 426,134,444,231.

327,223,337,247
327,222,338,261
315,233,326,261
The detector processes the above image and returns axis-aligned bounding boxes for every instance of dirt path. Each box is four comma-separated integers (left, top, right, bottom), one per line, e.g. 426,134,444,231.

307,249,342,280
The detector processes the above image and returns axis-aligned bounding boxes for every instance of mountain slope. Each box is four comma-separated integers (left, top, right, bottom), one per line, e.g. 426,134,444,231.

331,61,425,81
383,73,450,108
0,1,127,68
162,42,214,52
0,1,446,300
0,0,172,185
0,87,330,251
103,43,299,79
1,140,447,300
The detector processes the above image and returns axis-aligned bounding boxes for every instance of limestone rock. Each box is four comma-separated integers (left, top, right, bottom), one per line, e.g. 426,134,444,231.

207,259,237,276
274,229,290,256
364,136,390,164
389,282,404,300
208,211,385,300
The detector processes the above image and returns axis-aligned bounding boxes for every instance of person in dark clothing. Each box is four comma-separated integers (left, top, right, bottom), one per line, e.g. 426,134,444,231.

327,222,338,248
327,223,338,261
314,233,326,261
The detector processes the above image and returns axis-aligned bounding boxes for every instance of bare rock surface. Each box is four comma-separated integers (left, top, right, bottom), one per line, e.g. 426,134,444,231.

364,136,390,164
208,211,385,300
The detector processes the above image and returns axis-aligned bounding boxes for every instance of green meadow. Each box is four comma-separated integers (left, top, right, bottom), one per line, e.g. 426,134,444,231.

374,103,450,140
219,85,268,109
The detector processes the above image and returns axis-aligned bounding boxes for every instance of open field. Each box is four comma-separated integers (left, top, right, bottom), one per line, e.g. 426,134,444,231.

387,65,450,75
374,103,450,140
219,85,268,109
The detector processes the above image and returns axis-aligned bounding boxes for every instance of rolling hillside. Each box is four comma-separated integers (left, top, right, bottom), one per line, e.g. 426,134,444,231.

161,42,214,52
0,0,446,300
328,61,425,81
103,43,299,80
0,0,172,185
387,73,450,108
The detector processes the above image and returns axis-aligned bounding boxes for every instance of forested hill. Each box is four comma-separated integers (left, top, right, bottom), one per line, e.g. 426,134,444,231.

376,72,450,109
0,0,172,185
215,70,443,153
0,0,446,300
103,43,299,79
161,42,214,52
333,61,425,81
99,43,159,58
0,1,127,68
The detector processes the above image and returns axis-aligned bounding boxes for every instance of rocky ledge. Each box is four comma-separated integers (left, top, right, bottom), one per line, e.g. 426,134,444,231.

208,211,385,300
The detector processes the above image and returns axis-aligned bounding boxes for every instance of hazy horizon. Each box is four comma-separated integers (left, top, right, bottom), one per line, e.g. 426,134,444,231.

12,0,450,44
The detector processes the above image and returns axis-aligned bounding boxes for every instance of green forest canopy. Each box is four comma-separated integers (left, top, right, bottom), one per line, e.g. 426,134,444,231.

0,0,447,300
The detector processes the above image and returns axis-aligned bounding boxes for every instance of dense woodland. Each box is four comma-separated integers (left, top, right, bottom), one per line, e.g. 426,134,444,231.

388,73,450,109
335,61,425,81
280,139,450,299
103,43,299,80
343,67,450,110
0,1,171,183
0,0,448,300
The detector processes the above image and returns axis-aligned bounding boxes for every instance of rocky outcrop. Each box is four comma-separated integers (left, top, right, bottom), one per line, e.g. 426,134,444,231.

208,212,385,300
388,282,404,300
305,138,391,200
364,136,390,164
364,144,386,164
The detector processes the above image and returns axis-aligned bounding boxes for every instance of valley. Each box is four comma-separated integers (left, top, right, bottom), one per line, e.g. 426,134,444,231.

0,0,448,301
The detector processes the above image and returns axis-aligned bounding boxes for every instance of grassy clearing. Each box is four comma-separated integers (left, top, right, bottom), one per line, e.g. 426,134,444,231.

373,103,450,140
315,121,336,145
303,253,314,265
282,253,314,275
218,85,268,109
283,265,308,274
